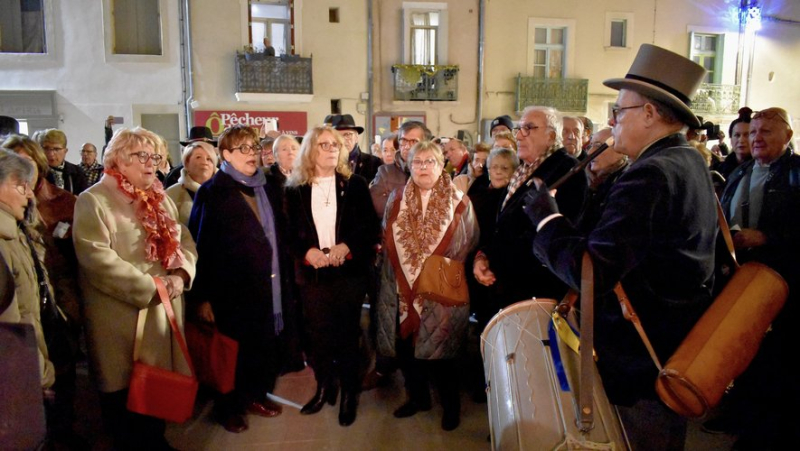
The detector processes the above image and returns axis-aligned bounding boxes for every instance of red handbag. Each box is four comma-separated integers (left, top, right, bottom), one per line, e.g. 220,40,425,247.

127,277,198,423
185,322,238,394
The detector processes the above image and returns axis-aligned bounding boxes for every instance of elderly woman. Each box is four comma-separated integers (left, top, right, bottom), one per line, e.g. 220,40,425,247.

166,141,218,225
268,134,299,185
189,124,290,433
72,127,197,450
260,137,276,167
4,135,84,446
0,149,55,392
377,141,478,431
380,135,397,165
284,126,379,427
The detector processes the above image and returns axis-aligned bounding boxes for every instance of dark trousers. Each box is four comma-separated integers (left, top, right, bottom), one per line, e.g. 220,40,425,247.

300,275,366,393
98,390,170,451
215,309,279,416
396,336,460,415
616,398,686,451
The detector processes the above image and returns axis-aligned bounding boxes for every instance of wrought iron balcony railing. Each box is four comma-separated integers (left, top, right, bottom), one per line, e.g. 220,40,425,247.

691,83,741,115
392,65,459,101
235,53,313,95
515,76,588,113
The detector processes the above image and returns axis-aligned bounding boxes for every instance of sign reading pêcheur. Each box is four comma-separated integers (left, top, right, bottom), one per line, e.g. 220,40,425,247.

193,110,308,137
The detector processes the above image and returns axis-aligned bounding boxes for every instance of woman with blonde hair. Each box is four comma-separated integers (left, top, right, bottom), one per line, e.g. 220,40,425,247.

72,127,197,449
284,126,380,426
166,141,218,225
376,141,478,430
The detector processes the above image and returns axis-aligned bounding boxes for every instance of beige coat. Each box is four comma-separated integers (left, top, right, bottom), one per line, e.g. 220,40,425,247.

165,168,202,227
0,208,55,388
73,177,197,393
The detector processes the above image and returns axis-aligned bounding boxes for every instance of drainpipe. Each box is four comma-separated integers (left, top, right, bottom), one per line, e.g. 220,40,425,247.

476,0,485,141
180,0,195,134
366,0,374,149
449,0,485,142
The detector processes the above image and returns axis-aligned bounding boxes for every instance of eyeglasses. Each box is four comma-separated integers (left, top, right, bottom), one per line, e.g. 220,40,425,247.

42,146,65,153
512,123,541,138
488,164,512,172
410,158,438,170
611,104,646,121
80,150,96,155
753,109,792,127
340,131,358,139
129,151,164,165
399,137,420,147
13,181,32,196
318,141,341,152
228,144,262,155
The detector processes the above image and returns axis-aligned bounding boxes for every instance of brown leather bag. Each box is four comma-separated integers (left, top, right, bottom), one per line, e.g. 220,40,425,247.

416,255,468,306
617,200,788,418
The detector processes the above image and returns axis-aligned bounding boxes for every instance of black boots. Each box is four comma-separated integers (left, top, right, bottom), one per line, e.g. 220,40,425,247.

338,391,358,426
300,382,338,415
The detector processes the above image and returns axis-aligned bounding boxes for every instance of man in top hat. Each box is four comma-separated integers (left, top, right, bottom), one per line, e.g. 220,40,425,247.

523,44,717,450
164,126,218,187
325,114,382,183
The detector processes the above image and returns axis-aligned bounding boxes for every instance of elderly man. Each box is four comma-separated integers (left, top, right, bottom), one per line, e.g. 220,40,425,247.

79,143,104,186
473,106,585,309
443,138,469,177
716,107,799,448
326,114,382,183
369,120,432,218
524,44,716,450
562,116,586,160
37,129,89,195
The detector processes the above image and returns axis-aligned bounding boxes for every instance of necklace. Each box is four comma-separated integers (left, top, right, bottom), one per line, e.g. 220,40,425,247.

317,176,335,207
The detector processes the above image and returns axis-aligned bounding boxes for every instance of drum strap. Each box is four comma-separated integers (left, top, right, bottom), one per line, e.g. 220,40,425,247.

578,252,595,432
615,196,737,373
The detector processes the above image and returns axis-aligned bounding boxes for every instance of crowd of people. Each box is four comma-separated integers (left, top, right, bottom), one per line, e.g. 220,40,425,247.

1,42,797,451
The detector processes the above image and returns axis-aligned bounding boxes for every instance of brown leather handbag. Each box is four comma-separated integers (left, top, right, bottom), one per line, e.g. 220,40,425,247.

617,201,788,418
416,255,468,306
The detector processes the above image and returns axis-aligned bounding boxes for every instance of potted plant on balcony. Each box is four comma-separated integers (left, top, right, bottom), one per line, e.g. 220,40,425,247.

240,44,267,62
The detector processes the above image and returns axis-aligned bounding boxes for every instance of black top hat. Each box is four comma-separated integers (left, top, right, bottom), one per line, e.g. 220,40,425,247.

180,126,217,146
603,44,707,128
490,115,514,134
324,114,364,134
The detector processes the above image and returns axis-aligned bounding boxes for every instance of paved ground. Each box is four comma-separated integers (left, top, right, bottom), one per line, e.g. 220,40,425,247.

68,308,737,450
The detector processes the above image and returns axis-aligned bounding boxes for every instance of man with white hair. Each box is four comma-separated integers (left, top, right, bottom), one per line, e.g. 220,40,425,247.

561,116,585,159
524,44,717,450
473,105,585,310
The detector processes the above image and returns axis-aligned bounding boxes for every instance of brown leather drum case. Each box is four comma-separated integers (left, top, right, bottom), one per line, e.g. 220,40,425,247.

655,262,788,417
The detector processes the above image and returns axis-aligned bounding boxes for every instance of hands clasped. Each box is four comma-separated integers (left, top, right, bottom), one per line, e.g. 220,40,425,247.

306,243,351,269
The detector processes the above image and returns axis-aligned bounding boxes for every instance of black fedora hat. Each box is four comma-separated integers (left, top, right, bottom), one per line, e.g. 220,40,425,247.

180,126,217,146
325,114,364,134
603,44,706,128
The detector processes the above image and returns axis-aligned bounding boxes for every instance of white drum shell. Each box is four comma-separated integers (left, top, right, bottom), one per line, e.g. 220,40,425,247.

481,299,628,451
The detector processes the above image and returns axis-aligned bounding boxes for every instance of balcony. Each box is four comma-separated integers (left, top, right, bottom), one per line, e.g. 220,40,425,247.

515,76,588,113
691,83,741,116
391,65,459,101
234,53,313,103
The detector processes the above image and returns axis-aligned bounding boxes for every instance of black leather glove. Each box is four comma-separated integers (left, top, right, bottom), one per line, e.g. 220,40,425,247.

523,180,559,227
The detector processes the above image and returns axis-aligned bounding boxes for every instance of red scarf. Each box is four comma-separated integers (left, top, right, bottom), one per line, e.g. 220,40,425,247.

104,168,184,270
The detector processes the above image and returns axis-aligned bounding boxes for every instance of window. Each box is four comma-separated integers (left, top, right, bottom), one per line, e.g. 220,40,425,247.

251,1,292,56
111,0,162,55
402,2,448,65
410,11,439,65
604,12,633,49
329,8,339,23
610,20,626,47
0,0,46,53
533,26,565,78
690,32,722,84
